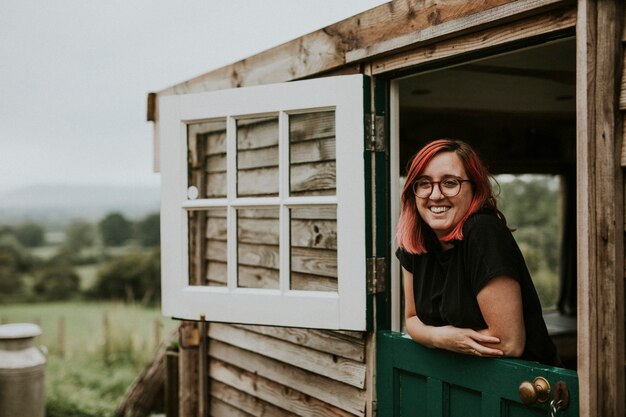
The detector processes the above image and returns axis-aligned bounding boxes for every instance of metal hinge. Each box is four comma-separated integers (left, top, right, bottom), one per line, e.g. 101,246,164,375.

364,113,386,152
367,257,387,294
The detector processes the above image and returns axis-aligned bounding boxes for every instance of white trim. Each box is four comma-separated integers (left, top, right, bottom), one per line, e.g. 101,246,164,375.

159,74,367,330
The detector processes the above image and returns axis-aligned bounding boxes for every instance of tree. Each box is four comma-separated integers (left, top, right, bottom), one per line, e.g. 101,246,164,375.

136,213,160,247
99,212,133,247
64,220,95,252
15,222,45,247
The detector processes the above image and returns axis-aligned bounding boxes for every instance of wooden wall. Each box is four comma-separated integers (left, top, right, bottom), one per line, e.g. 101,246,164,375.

207,324,368,417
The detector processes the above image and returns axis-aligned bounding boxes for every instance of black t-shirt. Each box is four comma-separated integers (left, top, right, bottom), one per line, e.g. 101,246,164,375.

396,211,558,365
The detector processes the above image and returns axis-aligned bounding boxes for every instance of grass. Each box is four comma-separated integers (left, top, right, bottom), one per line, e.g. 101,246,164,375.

0,301,177,417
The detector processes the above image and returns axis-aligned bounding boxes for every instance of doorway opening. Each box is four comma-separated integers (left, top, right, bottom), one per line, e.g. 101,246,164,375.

390,37,577,369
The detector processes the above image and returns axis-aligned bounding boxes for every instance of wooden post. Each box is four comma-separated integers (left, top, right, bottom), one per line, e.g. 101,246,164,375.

576,1,625,416
165,349,180,417
178,322,199,417
57,315,66,359
103,311,111,366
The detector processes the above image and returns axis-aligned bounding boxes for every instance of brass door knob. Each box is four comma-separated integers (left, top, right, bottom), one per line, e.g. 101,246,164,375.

518,377,550,406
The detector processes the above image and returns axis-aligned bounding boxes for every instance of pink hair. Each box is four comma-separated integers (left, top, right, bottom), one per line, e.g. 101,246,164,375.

396,139,504,254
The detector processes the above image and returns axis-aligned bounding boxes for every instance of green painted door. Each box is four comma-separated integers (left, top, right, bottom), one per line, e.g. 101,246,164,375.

377,331,578,416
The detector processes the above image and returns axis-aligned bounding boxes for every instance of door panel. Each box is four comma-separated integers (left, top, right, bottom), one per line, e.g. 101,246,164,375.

378,331,579,416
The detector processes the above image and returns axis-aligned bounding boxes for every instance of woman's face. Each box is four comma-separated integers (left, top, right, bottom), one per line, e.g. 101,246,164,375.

414,151,473,239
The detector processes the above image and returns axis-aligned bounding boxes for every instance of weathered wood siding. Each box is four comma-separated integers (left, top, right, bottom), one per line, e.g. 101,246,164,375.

208,323,369,417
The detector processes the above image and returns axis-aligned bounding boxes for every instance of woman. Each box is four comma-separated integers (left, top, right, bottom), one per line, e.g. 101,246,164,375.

396,139,558,365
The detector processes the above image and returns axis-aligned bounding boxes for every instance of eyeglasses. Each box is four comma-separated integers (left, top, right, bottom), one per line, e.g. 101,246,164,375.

412,177,472,199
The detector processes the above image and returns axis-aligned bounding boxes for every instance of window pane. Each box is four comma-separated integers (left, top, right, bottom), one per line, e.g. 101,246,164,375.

237,117,279,197
188,208,227,286
290,207,337,291
289,111,336,196
187,120,227,199
237,208,279,289
495,174,562,310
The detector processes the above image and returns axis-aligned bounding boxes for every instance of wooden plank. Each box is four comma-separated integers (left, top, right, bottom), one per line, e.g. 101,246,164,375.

206,261,227,285
206,172,227,198
203,131,227,156
238,265,279,289
238,208,280,219
207,240,227,262
372,6,576,74
291,219,337,250
210,359,357,417
210,397,255,417
238,242,280,269
238,218,280,245
290,138,336,165
206,217,227,241
290,161,336,193
188,121,227,137
157,0,564,97
619,52,626,110
289,112,335,143
290,272,337,292
238,146,278,170
211,381,295,417
210,341,366,416
577,1,625,416
233,324,365,362
205,154,226,173
208,323,366,389
290,207,336,220
349,0,569,62
238,167,279,196
291,247,337,278
237,119,279,150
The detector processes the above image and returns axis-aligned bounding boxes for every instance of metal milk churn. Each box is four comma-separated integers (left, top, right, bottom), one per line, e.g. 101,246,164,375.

0,323,47,417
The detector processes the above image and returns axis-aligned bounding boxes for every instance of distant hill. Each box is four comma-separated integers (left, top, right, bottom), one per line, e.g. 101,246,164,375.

0,184,160,227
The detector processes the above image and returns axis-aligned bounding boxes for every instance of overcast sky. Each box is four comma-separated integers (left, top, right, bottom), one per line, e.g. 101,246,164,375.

0,0,387,194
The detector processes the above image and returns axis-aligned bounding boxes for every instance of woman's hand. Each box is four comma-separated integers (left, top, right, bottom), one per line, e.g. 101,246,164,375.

430,324,503,357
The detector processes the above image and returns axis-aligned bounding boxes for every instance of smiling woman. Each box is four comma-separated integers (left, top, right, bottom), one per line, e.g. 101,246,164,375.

395,139,559,365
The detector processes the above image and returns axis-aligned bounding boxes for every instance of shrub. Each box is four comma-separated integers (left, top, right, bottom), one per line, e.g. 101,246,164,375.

90,250,161,304
33,263,81,300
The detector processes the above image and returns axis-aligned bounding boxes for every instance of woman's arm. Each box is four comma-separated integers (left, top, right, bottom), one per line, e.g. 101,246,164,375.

403,267,504,357
476,276,525,357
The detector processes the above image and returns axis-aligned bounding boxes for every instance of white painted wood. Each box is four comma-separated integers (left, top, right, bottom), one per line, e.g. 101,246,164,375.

390,80,402,333
159,74,367,330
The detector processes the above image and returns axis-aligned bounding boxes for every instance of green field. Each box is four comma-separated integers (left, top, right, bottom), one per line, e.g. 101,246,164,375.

0,301,177,417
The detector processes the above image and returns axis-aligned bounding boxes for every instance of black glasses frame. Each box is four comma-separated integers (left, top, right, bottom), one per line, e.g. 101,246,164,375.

412,177,472,199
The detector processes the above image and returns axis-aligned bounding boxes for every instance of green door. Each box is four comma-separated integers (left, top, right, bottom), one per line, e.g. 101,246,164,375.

377,331,578,416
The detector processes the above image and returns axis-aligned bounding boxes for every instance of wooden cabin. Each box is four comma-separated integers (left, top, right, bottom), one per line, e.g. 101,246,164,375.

149,1,625,416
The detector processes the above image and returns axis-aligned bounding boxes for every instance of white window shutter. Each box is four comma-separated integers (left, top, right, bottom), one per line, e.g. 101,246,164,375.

159,74,367,330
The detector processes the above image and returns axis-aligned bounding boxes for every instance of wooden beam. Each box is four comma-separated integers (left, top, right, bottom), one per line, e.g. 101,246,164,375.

347,0,571,62
371,6,576,74
576,1,625,416
155,0,572,99
232,324,365,362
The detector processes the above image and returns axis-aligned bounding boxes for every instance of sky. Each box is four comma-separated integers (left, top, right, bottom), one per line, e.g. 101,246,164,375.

0,0,388,194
